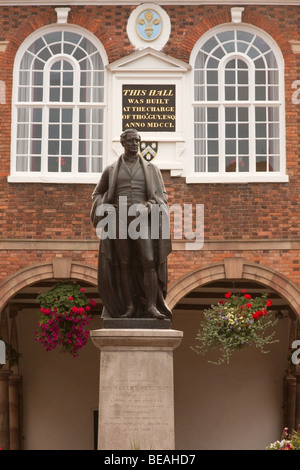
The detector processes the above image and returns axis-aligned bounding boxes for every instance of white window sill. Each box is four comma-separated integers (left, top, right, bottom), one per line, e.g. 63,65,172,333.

7,174,101,184
185,174,289,184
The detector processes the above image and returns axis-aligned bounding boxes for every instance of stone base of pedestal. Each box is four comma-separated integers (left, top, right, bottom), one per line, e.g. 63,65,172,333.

101,318,171,329
91,328,183,451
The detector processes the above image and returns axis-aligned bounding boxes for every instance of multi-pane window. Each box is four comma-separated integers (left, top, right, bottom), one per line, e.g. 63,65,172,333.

193,28,285,180
11,29,105,181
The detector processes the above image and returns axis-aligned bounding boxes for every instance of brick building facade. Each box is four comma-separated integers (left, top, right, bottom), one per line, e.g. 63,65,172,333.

0,0,300,450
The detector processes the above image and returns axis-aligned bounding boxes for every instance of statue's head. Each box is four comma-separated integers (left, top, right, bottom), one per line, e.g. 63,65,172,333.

120,128,141,146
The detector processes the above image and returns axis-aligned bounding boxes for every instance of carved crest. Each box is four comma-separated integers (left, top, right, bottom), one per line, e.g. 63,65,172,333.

140,142,158,161
136,9,162,42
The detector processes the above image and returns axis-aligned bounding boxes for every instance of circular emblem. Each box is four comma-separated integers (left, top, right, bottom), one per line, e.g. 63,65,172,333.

136,9,162,42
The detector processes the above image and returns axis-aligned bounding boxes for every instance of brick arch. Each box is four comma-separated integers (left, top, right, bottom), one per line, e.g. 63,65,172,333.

0,259,98,311
166,258,300,320
182,10,295,69
3,10,115,67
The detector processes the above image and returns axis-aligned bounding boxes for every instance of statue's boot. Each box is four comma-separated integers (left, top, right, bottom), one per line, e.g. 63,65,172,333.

121,305,135,318
147,306,165,320
144,270,165,320
120,267,135,318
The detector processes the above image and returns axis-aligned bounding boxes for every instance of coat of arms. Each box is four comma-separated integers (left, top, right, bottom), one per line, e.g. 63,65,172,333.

136,9,162,42
140,142,158,161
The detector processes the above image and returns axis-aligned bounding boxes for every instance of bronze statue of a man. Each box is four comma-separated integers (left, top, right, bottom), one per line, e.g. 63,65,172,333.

91,129,172,321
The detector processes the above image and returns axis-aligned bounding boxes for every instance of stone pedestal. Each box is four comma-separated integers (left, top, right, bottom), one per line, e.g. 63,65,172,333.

91,328,183,450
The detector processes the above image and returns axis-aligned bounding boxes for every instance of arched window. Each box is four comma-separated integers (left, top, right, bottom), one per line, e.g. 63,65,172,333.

9,27,107,183
190,26,287,183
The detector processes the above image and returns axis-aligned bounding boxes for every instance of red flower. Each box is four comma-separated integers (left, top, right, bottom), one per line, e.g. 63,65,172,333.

68,296,74,301
244,294,251,299
219,300,224,304
246,303,252,308
80,288,85,292
241,289,246,293
225,292,232,298
266,300,272,307
252,310,262,320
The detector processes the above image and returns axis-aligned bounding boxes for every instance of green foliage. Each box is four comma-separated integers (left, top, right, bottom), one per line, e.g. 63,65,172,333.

37,282,90,313
130,440,155,450
191,290,279,365
0,336,22,367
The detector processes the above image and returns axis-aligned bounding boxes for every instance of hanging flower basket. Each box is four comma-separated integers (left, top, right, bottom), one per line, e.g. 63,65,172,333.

191,290,279,365
35,282,96,358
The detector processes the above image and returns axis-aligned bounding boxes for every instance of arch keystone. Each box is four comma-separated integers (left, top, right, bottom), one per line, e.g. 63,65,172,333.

52,258,72,279
224,257,244,279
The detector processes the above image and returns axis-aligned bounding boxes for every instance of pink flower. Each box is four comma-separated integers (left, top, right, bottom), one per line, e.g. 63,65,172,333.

68,296,74,301
80,288,85,292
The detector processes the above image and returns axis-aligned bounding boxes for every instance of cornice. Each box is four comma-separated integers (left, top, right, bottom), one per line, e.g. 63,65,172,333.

1,238,300,252
2,1,300,6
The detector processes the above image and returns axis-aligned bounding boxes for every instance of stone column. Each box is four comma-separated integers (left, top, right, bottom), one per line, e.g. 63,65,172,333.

9,315,22,450
295,365,300,427
0,368,11,450
0,307,10,450
91,328,183,450
9,375,21,450
283,372,296,431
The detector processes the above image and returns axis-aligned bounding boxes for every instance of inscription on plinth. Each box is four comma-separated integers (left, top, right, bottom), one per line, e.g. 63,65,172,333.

91,329,183,450
101,377,172,447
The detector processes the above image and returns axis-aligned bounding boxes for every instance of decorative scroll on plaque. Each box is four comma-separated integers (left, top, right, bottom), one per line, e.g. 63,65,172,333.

122,84,175,132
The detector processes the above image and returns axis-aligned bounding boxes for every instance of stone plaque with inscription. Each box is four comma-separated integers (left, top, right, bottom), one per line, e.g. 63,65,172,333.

91,329,183,450
122,84,176,132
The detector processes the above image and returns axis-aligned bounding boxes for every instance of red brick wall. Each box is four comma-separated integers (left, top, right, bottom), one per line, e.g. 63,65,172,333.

0,4,300,294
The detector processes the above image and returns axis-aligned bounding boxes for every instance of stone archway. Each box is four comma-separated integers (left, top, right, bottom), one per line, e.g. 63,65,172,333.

168,257,300,440
166,257,300,320
0,258,99,450
0,258,98,312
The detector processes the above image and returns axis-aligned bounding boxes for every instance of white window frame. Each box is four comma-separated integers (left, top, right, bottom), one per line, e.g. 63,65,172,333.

187,24,288,184
8,24,108,184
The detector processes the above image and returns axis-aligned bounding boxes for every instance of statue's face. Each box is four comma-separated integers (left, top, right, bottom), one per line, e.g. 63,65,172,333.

123,132,141,156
